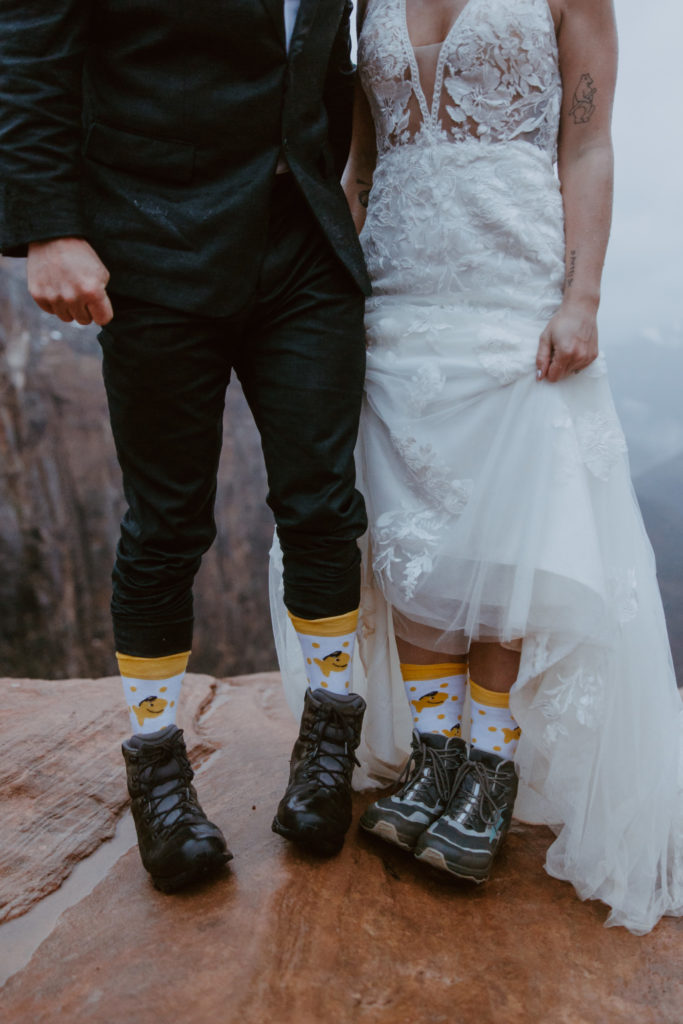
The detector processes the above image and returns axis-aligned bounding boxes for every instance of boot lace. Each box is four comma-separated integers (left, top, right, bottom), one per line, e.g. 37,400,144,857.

136,741,207,838
397,735,461,805
300,704,361,788
448,759,507,830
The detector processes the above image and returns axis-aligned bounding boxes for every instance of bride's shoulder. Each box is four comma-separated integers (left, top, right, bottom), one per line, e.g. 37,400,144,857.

553,0,617,29
545,0,563,35
554,0,618,50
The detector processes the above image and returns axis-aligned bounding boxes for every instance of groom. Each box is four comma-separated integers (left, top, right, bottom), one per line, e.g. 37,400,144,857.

0,0,371,890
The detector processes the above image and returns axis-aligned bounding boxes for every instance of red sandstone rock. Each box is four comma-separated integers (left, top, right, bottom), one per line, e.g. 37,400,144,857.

0,674,221,923
1,673,681,1023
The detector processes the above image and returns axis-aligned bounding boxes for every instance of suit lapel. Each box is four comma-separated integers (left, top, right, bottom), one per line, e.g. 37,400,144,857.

260,0,286,47
289,0,320,54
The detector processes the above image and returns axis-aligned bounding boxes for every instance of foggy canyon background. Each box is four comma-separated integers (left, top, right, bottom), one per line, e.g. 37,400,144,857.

0,0,681,681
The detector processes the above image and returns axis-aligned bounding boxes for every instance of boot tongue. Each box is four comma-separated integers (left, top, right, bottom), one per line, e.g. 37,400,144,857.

309,688,365,712
421,732,448,750
308,689,365,744
470,746,507,768
130,726,191,785
127,724,182,750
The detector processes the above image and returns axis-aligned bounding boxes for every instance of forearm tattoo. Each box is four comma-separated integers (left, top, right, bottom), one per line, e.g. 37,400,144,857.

566,249,577,289
569,73,597,124
356,177,371,208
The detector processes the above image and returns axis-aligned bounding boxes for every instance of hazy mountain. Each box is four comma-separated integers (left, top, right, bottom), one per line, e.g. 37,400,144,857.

0,259,276,679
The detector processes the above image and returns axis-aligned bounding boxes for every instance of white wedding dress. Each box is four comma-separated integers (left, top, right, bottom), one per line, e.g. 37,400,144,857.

270,0,683,933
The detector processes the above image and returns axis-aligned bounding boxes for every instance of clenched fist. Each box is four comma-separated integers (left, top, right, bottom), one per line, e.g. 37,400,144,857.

27,237,114,326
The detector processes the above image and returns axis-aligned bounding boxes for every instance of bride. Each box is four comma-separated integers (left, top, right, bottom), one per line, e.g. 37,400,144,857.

271,0,683,934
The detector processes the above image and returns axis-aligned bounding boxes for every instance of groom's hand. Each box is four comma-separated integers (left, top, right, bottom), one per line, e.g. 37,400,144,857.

27,237,114,326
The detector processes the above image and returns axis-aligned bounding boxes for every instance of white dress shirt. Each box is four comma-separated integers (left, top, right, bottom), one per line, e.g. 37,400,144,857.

276,0,302,172
283,0,301,52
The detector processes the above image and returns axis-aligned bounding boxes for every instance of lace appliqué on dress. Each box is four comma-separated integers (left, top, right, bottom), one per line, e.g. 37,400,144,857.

372,506,443,600
405,363,447,414
608,567,639,624
536,664,606,744
576,412,628,481
442,0,560,157
390,433,473,514
365,308,454,355
552,407,628,484
359,0,561,160
476,330,536,385
371,435,473,600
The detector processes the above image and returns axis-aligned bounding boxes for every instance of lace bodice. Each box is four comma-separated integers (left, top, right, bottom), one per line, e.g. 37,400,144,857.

358,0,562,159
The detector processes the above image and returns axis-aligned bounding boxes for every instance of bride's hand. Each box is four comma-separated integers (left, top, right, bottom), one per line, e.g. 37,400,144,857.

535,302,599,382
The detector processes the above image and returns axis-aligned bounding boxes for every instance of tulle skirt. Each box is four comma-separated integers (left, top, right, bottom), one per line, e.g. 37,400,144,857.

270,139,683,934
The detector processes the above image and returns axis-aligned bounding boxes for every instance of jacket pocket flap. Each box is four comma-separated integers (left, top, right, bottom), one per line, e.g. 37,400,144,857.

84,122,195,183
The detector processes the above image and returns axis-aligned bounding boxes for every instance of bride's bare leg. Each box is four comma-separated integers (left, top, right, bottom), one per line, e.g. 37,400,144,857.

468,642,520,693
393,635,468,735
396,637,468,664
415,642,522,878
359,630,469,851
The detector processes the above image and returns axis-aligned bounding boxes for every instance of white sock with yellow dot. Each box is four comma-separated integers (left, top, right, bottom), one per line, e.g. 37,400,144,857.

469,677,520,759
288,609,358,696
117,651,190,736
402,662,468,738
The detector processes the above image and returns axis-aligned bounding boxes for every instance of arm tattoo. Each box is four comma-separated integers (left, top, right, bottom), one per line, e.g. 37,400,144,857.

566,249,577,289
356,177,371,208
569,73,597,124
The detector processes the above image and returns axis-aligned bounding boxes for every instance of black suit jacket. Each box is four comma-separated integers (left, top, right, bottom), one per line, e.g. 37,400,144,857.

0,0,371,313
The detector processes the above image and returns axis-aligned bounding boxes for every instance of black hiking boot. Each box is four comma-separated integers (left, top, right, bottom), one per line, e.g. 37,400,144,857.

122,724,232,892
414,747,518,882
272,688,366,856
359,730,467,851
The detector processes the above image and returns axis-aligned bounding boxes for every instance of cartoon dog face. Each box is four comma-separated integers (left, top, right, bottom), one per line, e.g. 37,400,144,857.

314,651,351,677
411,691,448,713
132,696,168,727
442,723,462,738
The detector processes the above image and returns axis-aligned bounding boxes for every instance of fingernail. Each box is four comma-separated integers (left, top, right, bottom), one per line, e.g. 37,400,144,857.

536,369,543,380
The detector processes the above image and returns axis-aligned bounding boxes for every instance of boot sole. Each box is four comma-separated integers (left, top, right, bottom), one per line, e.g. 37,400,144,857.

151,849,233,893
414,845,489,883
359,818,415,852
271,816,344,857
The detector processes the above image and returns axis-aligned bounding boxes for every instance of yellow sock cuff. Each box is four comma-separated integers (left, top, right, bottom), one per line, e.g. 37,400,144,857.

117,650,191,680
401,662,468,682
469,677,511,709
288,609,359,637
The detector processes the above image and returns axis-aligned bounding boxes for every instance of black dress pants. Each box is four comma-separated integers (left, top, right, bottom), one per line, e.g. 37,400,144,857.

99,174,367,657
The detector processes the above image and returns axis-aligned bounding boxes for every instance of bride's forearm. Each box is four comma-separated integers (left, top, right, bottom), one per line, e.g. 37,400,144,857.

554,0,618,315
341,77,377,235
341,161,373,234
558,141,614,313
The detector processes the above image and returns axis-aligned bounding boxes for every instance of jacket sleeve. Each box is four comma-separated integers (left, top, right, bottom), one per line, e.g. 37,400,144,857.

323,0,356,178
0,0,90,256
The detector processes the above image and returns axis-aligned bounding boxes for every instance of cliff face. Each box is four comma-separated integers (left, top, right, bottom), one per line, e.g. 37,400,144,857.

2,673,682,1019
0,259,276,678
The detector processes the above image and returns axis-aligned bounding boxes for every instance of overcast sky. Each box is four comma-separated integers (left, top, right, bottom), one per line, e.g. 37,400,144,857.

602,0,682,347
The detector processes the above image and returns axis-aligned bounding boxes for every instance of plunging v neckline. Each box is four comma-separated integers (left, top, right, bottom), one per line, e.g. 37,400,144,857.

400,0,480,124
